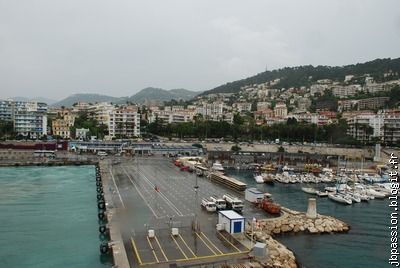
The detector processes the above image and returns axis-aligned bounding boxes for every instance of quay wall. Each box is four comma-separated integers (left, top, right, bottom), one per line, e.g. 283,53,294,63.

98,161,130,268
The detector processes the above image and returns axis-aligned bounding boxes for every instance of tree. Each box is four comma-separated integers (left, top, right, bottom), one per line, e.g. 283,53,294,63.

231,145,241,153
0,120,14,139
277,146,285,152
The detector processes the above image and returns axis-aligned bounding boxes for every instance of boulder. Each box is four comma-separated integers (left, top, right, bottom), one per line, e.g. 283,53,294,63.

308,226,318,233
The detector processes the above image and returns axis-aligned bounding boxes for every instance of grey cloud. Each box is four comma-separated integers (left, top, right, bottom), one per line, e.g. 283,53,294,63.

0,0,399,100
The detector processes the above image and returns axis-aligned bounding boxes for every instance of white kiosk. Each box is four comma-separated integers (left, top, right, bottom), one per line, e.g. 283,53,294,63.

218,210,245,234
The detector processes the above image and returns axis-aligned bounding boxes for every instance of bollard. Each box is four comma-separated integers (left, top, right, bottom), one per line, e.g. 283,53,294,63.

306,198,317,219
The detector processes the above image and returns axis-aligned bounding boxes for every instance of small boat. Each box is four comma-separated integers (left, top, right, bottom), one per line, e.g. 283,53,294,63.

328,193,352,205
211,161,224,172
325,186,337,192
346,192,361,203
262,173,274,184
316,190,329,197
254,174,264,184
366,189,386,199
256,194,281,215
262,164,276,172
282,165,295,172
357,192,370,202
302,187,317,194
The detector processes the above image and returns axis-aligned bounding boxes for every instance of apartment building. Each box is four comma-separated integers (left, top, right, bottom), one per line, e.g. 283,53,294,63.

87,102,115,125
150,109,195,124
0,100,12,121
195,102,224,119
108,107,140,138
233,102,252,112
52,114,75,139
332,84,362,98
346,110,400,144
13,101,48,138
274,103,288,118
358,97,389,110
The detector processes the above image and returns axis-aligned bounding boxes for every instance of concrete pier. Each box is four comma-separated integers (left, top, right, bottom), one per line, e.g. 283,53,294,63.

306,198,317,219
99,161,130,268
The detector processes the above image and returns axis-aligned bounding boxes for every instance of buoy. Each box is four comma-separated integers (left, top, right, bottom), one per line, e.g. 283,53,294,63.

98,201,106,210
100,242,109,254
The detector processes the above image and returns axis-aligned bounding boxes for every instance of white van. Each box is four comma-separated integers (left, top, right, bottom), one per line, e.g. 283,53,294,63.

97,151,108,156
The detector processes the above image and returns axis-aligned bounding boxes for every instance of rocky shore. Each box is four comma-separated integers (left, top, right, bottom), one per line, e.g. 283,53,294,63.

246,207,350,268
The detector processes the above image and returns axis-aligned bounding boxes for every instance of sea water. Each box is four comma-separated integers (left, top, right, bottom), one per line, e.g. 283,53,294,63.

0,166,112,268
227,170,391,268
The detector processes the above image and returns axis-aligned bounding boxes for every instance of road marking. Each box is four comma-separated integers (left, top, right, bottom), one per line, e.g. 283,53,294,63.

171,235,188,259
217,232,241,252
178,234,196,257
201,232,223,254
154,235,169,261
195,232,217,255
109,166,125,208
136,167,184,216
122,166,160,219
147,236,159,263
130,238,142,265
175,251,245,262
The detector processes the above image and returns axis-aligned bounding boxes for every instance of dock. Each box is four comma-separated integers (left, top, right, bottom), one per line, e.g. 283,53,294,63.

99,160,130,268
208,172,247,192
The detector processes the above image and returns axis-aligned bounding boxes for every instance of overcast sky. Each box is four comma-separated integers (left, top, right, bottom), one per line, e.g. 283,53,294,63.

0,0,399,100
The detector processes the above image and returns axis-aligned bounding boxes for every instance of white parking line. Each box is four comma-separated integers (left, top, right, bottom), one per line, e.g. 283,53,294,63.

136,166,184,216
121,166,160,219
109,166,126,209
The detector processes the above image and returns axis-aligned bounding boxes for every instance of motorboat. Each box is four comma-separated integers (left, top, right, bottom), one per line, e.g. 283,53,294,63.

328,193,352,205
346,192,361,203
302,187,317,194
254,174,264,184
366,188,386,199
211,161,224,172
316,190,329,197
262,173,274,184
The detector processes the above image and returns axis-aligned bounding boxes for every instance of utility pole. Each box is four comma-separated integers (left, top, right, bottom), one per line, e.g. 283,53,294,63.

193,172,199,233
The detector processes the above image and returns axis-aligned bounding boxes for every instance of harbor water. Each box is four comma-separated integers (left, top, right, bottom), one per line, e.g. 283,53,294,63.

227,170,391,268
0,166,112,268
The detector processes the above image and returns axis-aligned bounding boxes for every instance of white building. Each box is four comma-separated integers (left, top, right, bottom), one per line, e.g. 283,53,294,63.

13,101,48,138
332,84,362,98
76,128,90,140
108,107,140,138
274,103,288,118
347,110,400,143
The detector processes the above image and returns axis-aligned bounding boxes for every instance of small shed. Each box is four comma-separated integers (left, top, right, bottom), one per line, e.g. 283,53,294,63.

218,210,245,234
245,188,264,203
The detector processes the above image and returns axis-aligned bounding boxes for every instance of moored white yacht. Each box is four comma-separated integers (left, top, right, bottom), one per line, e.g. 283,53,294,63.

302,187,317,194
328,193,352,205
254,174,264,183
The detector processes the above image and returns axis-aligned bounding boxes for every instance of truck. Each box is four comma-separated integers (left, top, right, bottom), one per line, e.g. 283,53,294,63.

222,194,244,213
210,195,227,210
201,198,217,212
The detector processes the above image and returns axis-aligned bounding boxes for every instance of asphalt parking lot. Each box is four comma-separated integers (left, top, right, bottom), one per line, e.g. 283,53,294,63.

109,156,270,266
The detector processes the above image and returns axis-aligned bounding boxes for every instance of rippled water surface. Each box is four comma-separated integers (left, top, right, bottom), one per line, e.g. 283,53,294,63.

227,170,391,268
0,166,112,268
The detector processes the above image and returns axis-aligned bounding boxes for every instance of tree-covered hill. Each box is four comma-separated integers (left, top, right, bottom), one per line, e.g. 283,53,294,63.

201,58,400,96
